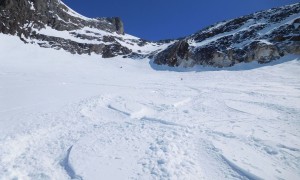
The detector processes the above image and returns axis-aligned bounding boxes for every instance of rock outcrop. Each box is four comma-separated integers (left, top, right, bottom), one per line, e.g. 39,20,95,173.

0,0,124,34
154,3,300,67
0,0,299,66
0,0,149,57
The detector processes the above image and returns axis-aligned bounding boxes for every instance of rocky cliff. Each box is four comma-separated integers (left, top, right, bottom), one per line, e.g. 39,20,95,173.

154,3,300,67
0,0,299,67
0,0,161,57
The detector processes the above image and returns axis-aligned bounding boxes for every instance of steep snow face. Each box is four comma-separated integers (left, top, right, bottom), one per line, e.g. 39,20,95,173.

154,3,300,67
1,34,300,179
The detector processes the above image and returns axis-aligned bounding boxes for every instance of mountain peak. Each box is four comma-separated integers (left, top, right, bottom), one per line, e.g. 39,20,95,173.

0,0,153,57
154,3,300,67
0,1,299,67
0,0,124,34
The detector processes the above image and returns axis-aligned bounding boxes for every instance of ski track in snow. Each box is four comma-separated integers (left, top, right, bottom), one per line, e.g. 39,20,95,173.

1,88,299,179
0,34,300,179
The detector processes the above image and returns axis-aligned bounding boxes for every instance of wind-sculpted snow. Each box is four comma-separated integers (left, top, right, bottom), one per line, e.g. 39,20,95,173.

0,34,300,179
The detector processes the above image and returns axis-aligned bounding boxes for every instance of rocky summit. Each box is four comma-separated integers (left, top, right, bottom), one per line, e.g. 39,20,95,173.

0,0,160,58
0,0,299,67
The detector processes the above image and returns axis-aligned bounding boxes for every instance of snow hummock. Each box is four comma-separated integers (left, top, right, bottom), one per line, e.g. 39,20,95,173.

0,34,300,179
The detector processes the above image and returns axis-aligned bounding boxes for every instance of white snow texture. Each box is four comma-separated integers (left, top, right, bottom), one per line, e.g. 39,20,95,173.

0,32,300,180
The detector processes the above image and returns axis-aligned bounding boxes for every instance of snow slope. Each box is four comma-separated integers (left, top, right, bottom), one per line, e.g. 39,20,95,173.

0,34,300,179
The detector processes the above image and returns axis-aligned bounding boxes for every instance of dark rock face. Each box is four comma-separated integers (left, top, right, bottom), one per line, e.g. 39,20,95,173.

107,17,124,35
0,1,299,66
0,0,124,33
154,41,189,66
154,3,300,67
102,44,132,58
0,0,132,58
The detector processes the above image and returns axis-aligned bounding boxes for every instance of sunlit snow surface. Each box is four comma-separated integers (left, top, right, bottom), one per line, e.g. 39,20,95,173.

0,34,300,180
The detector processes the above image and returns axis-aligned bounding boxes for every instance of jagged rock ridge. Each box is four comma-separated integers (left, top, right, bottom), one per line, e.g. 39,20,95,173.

0,0,299,67
0,0,163,58
154,3,300,67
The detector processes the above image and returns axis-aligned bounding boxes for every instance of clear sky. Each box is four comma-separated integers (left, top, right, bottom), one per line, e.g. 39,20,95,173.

63,0,298,41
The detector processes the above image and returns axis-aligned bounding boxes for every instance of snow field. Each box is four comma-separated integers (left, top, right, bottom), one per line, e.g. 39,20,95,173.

0,34,300,179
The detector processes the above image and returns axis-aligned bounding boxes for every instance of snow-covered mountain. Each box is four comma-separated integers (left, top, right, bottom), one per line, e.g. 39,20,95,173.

1,0,299,67
1,1,300,180
0,0,167,58
154,3,300,67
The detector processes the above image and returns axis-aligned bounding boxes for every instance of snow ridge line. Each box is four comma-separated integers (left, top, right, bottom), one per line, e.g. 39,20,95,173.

221,155,263,180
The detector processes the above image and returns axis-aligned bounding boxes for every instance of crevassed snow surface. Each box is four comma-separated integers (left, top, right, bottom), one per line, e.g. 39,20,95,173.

0,34,300,180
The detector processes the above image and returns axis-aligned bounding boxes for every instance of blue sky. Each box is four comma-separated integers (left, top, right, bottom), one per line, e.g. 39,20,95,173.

63,0,298,41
